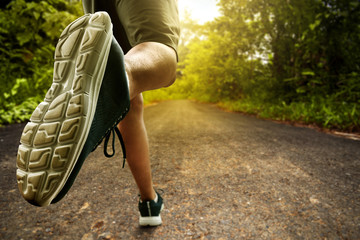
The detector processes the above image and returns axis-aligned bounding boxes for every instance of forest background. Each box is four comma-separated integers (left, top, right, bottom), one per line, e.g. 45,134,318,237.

1,0,359,132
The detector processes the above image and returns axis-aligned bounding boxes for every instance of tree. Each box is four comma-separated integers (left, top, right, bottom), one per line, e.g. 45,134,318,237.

177,0,360,130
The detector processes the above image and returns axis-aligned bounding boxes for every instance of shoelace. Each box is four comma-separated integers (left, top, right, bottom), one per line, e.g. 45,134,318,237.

103,127,127,168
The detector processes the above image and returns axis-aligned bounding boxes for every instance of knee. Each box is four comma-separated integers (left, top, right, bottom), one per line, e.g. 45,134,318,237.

162,59,177,88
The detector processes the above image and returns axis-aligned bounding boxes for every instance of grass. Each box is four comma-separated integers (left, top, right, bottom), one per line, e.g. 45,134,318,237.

219,96,359,133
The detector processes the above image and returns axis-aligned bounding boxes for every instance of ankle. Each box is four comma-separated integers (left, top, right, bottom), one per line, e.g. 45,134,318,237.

140,189,157,202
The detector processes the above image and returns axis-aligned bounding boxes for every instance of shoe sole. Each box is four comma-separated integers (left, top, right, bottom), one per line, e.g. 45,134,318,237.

16,12,113,207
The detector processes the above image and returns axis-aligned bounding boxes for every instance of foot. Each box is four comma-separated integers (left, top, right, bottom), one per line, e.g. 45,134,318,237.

138,191,164,227
52,35,130,205
16,12,129,206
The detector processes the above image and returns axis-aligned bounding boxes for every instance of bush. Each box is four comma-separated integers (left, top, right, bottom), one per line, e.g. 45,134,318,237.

0,0,82,125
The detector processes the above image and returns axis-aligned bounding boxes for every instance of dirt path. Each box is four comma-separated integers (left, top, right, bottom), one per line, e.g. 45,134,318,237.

1,100,359,239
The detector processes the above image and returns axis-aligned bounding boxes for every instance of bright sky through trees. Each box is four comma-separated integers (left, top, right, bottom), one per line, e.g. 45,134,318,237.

178,0,220,24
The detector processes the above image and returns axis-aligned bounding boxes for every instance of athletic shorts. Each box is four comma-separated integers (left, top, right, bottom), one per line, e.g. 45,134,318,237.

82,0,180,58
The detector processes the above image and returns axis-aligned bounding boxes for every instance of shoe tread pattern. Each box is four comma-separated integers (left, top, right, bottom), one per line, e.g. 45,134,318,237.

16,12,112,206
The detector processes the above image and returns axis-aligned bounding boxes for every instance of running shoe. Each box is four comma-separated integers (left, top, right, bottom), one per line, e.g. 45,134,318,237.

16,12,129,206
139,191,164,226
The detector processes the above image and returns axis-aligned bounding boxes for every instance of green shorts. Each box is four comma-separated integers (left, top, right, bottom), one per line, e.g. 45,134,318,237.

82,0,180,57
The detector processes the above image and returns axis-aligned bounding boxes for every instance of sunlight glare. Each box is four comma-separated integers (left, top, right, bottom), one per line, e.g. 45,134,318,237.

178,0,220,24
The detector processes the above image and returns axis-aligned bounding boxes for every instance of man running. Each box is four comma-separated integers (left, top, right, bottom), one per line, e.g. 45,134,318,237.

16,0,180,227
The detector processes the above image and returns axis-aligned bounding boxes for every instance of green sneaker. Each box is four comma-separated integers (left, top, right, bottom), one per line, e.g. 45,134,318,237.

139,192,164,227
16,12,129,206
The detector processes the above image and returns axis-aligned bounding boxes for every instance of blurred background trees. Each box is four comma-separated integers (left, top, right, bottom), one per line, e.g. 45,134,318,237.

0,0,82,123
156,0,359,131
1,0,359,131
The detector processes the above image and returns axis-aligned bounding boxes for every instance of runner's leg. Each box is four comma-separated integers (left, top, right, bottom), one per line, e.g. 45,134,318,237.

118,94,156,201
85,0,178,202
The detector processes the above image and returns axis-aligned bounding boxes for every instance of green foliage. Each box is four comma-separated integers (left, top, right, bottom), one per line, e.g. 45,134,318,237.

143,81,188,105
220,95,360,132
0,96,42,124
148,0,360,132
0,0,82,125
1,0,359,132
